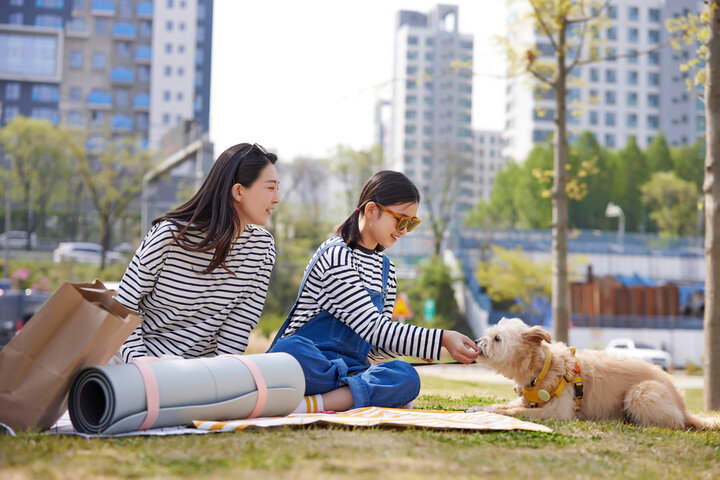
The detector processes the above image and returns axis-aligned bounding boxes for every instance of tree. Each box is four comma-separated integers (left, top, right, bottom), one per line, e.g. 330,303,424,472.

646,133,673,173
667,1,720,410
477,245,552,312
641,172,700,237
613,137,649,231
464,161,524,229
422,143,471,256
0,116,74,248
330,144,385,215
501,0,610,343
672,139,705,191
404,256,459,330
72,132,154,269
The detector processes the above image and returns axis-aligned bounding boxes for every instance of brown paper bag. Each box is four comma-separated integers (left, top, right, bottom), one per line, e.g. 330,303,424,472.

0,280,142,431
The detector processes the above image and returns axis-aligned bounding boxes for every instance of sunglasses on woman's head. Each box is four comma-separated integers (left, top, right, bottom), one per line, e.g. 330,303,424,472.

239,143,277,163
374,202,422,232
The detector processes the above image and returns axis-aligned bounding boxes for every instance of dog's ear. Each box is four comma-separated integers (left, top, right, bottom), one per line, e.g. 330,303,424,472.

522,326,551,345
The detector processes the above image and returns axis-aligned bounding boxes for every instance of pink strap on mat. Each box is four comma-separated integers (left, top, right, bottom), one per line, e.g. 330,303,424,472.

131,357,162,430
226,355,268,418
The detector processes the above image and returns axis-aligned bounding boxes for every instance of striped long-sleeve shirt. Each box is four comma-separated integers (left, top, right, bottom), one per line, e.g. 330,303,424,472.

115,221,275,362
281,237,443,361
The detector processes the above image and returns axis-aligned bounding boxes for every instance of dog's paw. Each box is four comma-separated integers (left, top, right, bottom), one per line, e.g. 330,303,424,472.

465,405,501,414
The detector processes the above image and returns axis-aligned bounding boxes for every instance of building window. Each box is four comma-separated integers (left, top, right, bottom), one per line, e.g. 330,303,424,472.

119,0,132,14
627,92,638,106
67,110,82,126
628,28,638,42
627,49,638,64
627,113,637,128
167,0,174,7
648,115,659,128
35,14,62,28
70,50,83,67
31,85,58,102
163,113,170,125
92,52,106,70
590,68,599,82
425,52,434,61
405,110,416,120
118,42,131,58
605,69,616,83
179,22,185,31
648,72,660,86
607,5,617,18
605,134,615,148
164,66,172,76
605,91,616,105
648,93,659,107
405,125,416,134
138,65,150,82
628,6,639,21
3,106,20,123
10,0,24,5
166,21,173,31
589,110,598,125
115,89,129,106
176,91,183,101
605,112,616,126
95,18,107,34
627,70,638,85
649,8,660,22
406,51,417,60
163,90,171,101
406,95,417,105
140,21,152,37
8,12,23,24
648,30,660,43
5,83,21,100
648,52,660,65
69,87,82,102
178,44,185,53
606,27,617,40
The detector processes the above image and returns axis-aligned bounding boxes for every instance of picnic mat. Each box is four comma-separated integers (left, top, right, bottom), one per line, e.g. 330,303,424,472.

194,407,552,433
45,407,551,437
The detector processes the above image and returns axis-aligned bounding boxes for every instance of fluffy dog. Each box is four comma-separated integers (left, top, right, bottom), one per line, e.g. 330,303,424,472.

468,318,719,430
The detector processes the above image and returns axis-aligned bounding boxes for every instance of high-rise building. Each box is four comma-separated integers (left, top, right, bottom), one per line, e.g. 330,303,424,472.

0,0,212,149
389,5,478,221
503,0,705,162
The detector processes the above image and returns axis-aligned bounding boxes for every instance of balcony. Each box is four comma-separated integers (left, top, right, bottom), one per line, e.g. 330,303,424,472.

91,0,116,16
133,92,150,109
111,114,134,131
110,67,135,83
86,90,112,107
112,22,137,39
136,1,153,17
134,45,151,63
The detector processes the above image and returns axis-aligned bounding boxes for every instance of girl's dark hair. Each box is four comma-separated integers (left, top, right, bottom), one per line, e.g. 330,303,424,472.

336,170,420,252
153,142,277,273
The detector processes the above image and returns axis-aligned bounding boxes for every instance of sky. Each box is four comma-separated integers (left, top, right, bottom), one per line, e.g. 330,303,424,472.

208,0,507,161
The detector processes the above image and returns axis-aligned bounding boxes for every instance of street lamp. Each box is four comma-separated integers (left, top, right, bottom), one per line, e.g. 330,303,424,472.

605,202,625,246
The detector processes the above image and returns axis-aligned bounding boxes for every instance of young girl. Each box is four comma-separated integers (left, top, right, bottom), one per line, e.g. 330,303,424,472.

269,171,479,412
115,143,280,362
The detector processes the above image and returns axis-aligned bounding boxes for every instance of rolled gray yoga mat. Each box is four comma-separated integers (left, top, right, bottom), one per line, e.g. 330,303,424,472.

68,353,305,434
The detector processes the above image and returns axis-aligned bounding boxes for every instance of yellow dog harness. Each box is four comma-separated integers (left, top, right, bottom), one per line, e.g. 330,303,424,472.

522,347,584,411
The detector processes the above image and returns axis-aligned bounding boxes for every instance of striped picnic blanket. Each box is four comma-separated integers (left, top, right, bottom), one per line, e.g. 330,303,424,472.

192,407,552,433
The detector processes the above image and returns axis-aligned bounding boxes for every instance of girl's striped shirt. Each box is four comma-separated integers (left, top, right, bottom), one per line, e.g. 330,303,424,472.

281,237,443,361
116,220,275,362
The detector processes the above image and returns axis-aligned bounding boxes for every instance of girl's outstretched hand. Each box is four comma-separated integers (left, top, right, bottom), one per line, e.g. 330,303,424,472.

442,330,480,364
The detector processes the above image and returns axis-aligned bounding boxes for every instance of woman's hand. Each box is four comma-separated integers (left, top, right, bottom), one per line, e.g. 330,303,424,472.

442,330,480,364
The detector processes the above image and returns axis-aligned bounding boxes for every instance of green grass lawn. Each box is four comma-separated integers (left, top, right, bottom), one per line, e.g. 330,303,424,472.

1,377,718,480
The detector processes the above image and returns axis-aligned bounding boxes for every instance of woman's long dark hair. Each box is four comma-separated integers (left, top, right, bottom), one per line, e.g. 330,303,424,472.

153,142,277,273
336,170,420,252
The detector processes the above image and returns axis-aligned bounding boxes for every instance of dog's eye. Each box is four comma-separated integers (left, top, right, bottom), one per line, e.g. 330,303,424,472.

493,335,500,342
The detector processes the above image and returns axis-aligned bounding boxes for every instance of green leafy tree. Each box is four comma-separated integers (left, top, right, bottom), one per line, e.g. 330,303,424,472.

73,131,154,269
566,132,610,230
641,172,700,237
477,245,552,312
671,139,705,191
0,116,74,247
613,137,649,231
646,133,674,173
406,256,458,330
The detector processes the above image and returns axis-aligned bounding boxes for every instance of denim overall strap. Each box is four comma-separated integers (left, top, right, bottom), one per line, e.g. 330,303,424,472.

268,240,350,349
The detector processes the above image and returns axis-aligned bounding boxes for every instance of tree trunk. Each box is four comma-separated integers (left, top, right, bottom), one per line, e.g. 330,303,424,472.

551,22,569,343
703,0,720,411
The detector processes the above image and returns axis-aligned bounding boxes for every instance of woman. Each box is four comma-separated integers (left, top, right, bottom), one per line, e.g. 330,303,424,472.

116,143,279,362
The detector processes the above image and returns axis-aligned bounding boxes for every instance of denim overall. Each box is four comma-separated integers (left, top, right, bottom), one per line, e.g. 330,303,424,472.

268,241,420,409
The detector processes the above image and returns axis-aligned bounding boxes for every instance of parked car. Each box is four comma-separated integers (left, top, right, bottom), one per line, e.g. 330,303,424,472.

52,242,125,265
0,231,37,249
604,338,672,371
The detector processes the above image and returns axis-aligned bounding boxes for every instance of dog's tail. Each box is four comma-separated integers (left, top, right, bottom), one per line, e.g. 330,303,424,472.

684,413,720,431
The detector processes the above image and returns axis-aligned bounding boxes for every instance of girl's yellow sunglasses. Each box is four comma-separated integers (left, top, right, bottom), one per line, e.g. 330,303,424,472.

375,203,422,232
